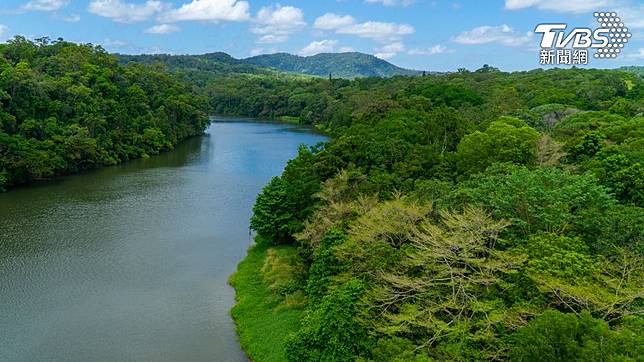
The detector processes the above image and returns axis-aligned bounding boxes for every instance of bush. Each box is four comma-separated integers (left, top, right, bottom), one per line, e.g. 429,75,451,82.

285,279,368,361
511,310,643,362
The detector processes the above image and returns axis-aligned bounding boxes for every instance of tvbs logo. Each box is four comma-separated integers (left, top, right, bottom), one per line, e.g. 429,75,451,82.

535,12,631,65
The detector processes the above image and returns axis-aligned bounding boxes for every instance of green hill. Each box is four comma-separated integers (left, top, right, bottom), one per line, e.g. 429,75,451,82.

244,52,421,78
116,52,271,76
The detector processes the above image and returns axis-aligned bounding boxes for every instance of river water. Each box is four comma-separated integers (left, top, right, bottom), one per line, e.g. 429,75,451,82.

0,119,326,362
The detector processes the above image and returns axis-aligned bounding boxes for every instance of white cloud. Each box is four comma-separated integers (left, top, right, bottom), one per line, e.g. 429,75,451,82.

160,0,250,22
256,34,288,43
617,5,644,28
59,13,81,22
314,13,355,30
88,0,169,23
504,1,644,29
408,44,452,55
453,24,532,46
250,47,264,56
313,12,414,42
340,21,414,41
504,0,611,13
251,5,305,44
299,39,338,56
0,25,8,38
627,47,644,59
104,38,128,47
365,0,414,6
145,23,180,34
339,46,354,52
23,0,68,11
374,52,395,60
375,41,405,59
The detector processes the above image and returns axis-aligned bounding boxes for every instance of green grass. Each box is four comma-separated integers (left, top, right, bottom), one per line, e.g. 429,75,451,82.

229,243,304,361
278,116,301,124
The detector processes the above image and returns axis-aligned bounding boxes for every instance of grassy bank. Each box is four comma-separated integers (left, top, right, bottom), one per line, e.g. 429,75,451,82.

229,242,305,361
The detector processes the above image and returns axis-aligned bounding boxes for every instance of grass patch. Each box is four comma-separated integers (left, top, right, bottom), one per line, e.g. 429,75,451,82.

229,243,304,361
278,116,301,124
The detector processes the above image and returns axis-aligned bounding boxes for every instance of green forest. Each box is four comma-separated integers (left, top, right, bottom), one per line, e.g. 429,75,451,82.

1,36,642,361
0,37,208,191
230,66,644,360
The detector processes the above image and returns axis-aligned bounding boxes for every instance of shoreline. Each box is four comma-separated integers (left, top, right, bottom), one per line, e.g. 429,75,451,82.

229,242,304,362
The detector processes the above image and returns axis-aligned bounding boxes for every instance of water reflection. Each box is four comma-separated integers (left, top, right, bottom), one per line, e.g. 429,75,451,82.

0,120,326,362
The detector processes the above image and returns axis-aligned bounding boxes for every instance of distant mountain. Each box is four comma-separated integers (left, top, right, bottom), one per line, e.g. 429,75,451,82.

116,52,271,76
116,51,423,79
244,52,421,78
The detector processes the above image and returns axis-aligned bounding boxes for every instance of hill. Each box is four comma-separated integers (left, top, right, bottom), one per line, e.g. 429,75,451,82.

244,52,421,78
116,52,271,76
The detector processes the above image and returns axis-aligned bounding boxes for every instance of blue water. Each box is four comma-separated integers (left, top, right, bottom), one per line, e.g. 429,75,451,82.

0,119,326,361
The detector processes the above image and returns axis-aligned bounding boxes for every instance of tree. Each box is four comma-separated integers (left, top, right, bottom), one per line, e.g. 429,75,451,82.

456,117,540,175
250,176,296,244
285,279,368,362
511,310,643,362
463,164,614,241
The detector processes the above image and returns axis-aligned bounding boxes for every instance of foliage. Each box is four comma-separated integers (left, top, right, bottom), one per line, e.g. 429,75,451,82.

511,310,643,362
235,64,643,361
250,176,296,244
462,164,615,241
456,117,540,175
0,36,208,188
284,279,368,362
233,64,644,361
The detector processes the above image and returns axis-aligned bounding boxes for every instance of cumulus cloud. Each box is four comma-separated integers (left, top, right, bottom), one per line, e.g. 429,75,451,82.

0,25,8,38
23,0,68,11
627,47,644,59
314,12,414,42
504,1,644,29
251,5,306,44
103,38,128,47
365,0,414,6
299,39,338,56
145,24,180,34
160,0,250,22
250,47,264,56
408,44,452,55
617,5,644,28
375,41,405,59
340,21,414,41
88,0,169,23
504,0,611,13
453,24,532,46
314,13,355,30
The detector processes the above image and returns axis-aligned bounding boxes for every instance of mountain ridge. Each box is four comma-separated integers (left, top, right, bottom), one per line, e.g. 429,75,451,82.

117,51,422,79
244,52,421,78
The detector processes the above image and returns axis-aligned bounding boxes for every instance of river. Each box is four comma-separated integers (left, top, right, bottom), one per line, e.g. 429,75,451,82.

0,119,326,362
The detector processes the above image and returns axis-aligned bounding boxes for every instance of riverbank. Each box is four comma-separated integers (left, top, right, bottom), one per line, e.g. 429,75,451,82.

0,121,326,360
229,242,305,362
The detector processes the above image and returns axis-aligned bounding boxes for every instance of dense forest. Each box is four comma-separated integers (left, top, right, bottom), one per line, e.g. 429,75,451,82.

230,65,644,361
0,37,208,190
1,36,642,361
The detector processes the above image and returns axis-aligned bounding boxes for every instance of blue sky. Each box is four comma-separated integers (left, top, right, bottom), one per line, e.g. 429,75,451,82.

0,0,643,71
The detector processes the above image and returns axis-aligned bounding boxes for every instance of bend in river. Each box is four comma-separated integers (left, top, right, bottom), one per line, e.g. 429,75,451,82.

0,119,326,362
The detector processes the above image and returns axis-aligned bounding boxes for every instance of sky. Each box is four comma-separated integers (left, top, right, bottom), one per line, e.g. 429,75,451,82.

0,0,643,71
